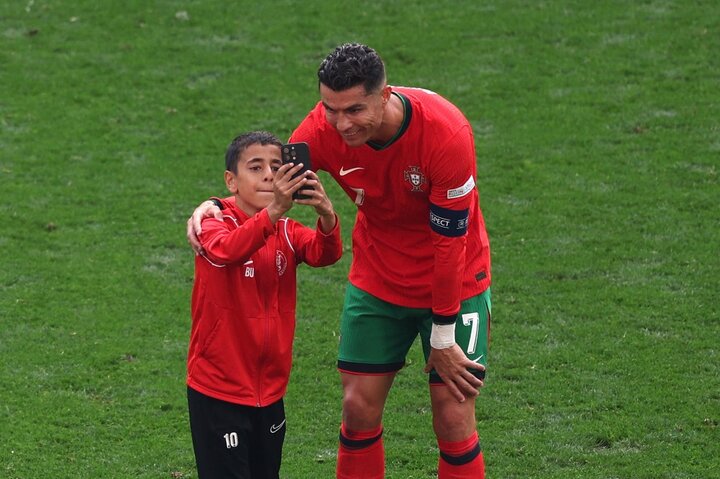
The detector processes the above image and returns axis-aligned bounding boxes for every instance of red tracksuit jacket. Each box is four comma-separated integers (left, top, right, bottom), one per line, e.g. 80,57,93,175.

187,199,342,406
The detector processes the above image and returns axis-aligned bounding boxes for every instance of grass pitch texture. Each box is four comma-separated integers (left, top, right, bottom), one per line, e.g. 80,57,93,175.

1,1,718,478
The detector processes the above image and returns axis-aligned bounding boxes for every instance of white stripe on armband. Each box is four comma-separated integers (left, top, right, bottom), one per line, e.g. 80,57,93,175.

430,323,456,349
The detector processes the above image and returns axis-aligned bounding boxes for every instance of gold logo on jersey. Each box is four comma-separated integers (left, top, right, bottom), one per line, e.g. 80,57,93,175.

403,166,426,192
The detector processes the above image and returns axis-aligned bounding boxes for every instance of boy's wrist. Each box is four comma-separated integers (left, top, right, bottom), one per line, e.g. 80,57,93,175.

265,202,285,223
318,211,337,233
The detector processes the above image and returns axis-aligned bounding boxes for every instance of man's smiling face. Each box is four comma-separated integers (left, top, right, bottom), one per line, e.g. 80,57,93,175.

320,83,390,147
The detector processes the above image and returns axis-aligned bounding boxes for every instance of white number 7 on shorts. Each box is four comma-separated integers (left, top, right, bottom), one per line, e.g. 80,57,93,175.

461,312,480,354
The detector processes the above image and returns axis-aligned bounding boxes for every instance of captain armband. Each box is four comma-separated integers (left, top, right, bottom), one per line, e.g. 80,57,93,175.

429,204,469,237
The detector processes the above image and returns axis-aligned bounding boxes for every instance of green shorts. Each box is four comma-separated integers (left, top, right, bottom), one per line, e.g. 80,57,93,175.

338,283,491,383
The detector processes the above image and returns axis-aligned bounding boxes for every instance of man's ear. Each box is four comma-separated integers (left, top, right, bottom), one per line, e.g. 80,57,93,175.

225,170,238,194
381,85,392,104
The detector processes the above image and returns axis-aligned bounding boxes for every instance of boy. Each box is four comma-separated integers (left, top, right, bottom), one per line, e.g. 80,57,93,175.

187,131,342,479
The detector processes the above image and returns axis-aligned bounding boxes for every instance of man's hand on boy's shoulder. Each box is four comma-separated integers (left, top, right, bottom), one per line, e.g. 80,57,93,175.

187,200,223,255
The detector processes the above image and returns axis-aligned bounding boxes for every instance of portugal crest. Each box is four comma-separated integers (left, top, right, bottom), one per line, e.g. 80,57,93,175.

403,166,427,192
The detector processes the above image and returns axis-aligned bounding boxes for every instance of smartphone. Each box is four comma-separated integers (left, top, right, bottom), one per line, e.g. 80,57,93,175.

281,142,313,200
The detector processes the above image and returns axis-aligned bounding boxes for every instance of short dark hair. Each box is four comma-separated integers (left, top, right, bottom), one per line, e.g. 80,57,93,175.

317,43,386,93
225,131,282,172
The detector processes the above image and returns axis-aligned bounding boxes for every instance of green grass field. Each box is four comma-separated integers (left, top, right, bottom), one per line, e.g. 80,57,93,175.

1,1,718,478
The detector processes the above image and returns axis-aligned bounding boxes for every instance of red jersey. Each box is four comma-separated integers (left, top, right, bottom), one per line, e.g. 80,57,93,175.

289,86,491,318
188,199,342,406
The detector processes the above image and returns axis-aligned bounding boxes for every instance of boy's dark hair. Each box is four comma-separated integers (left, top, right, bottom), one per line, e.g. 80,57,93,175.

225,131,282,172
317,43,386,94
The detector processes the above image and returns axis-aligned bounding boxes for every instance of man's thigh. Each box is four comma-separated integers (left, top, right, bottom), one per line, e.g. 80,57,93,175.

338,283,428,374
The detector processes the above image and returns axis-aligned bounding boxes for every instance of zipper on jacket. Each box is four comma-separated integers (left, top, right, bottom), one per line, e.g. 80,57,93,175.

255,234,274,407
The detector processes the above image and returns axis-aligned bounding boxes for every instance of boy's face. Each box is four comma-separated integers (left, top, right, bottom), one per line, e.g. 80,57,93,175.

225,143,282,216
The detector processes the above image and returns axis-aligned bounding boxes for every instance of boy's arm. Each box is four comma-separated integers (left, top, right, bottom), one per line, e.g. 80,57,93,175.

187,195,278,251
288,170,342,266
200,210,275,265
197,163,305,260
317,210,337,235
287,215,342,267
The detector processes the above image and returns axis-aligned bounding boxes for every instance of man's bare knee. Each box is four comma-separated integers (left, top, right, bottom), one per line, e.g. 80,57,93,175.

341,373,394,430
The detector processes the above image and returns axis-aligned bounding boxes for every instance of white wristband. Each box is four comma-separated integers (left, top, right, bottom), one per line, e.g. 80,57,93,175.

430,323,456,349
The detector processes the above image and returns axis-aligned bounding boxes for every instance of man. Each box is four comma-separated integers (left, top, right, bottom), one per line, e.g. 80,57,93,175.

188,43,492,479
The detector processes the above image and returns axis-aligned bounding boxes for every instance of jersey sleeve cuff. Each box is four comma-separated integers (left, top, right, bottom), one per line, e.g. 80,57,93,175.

432,313,458,325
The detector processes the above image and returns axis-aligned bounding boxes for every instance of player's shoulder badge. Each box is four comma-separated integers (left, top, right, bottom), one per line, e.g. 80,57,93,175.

447,176,475,199
403,165,427,192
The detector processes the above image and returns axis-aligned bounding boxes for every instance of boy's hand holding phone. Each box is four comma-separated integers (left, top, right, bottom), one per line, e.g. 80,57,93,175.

296,170,336,232
281,142,313,200
279,142,336,233
267,162,307,221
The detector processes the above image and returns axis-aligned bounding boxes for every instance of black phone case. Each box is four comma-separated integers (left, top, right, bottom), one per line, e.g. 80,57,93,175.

281,142,313,199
